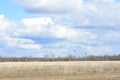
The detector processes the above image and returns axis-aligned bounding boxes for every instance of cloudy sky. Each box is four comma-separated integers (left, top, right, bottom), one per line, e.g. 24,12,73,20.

0,0,120,57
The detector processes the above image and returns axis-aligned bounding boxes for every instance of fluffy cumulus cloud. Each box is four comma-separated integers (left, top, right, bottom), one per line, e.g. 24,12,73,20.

19,17,96,41
1,13,120,57
14,17,100,56
16,0,83,14
0,0,120,57
0,15,42,56
16,0,120,27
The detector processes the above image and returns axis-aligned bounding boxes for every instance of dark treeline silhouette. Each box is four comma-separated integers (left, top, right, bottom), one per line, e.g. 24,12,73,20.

0,54,120,62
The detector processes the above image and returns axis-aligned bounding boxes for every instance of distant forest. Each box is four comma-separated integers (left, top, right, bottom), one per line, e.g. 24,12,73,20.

0,54,120,62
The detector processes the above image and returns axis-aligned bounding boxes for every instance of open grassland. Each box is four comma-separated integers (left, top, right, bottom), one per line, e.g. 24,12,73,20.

0,61,120,80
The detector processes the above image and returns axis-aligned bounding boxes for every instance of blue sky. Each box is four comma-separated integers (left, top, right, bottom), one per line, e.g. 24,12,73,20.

0,0,120,57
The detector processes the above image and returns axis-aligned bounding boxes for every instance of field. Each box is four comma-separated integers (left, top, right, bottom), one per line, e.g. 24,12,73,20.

0,61,120,80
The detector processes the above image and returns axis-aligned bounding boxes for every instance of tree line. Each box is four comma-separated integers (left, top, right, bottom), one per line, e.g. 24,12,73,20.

0,54,120,62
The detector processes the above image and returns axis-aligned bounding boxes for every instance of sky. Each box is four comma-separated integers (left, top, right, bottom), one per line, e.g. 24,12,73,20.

0,0,120,57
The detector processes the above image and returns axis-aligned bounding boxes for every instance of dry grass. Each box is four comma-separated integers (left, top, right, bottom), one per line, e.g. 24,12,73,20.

0,61,120,80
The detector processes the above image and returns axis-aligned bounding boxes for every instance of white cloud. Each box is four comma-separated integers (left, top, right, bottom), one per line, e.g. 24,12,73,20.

0,33,42,50
16,0,120,26
19,44,41,50
21,17,53,27
0,15,4,19
1,0,120,57
103,30,120,42
0,15,10,32
16,0,83,14
93,0,115,3
0,14,42,53
17,17,97,43
82,45,111,55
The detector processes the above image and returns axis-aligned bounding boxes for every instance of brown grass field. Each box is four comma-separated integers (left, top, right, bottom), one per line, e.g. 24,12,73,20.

0,61,120,80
